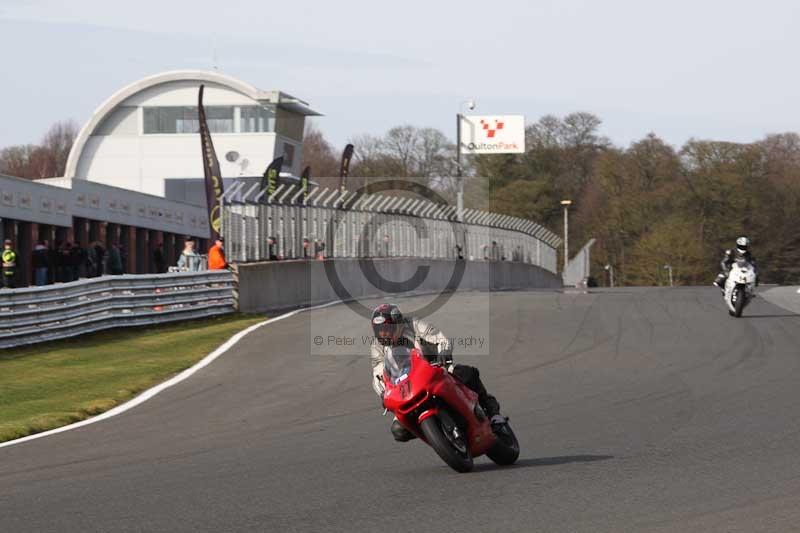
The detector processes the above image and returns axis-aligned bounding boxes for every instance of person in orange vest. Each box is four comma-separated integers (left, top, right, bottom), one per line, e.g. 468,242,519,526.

208,237,227,270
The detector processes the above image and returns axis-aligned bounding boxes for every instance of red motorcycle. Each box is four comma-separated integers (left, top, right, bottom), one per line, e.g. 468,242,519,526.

382,345,519,473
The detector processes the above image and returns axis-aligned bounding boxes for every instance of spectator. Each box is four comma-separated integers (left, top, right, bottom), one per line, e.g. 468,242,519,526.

107,242,124,275
67,242,82,281
314,239,325,260
455,244,464,261
96,241,108,276
153,242,165,273
60,242,71,282
118,244,128,274
47,240,58,283
381,234,391,257
76,243,88,278
86,241,102,278
489,241,500,262
302,237,311,259
267,236,278,261
177,238,203,271
32,240,50,286
208,237,227,270
2,239,18,289
54,240,67,282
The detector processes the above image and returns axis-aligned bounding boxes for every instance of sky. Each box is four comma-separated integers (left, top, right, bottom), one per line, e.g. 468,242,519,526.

2,0,800,151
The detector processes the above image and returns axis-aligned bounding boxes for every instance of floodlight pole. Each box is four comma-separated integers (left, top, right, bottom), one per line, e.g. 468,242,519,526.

455,100,474,223
456,112,464,223
605,264,615,288
561,200,572,273
664,264,674,287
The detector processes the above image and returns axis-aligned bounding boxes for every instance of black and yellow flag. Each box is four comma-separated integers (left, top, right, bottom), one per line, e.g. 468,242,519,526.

198,85,224,240
300,166,311,205
339,143,354,193
260,156,283,203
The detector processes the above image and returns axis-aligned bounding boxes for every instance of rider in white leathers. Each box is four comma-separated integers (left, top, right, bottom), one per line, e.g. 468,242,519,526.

369,303,503,442
714,236,758,290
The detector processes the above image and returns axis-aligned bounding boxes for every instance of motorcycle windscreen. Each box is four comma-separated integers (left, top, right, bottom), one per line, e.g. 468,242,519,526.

385,345,413,384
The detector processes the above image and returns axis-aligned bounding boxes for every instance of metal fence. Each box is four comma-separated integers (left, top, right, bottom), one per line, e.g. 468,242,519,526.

0,270,235,349
221,183,561,273
563,238,596,288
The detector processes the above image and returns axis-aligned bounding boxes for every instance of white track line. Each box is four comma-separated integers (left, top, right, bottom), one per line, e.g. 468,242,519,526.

0,301,342,450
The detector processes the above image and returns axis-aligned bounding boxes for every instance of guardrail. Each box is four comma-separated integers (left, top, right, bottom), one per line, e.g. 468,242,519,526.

0,270,235,349
222,183,561,274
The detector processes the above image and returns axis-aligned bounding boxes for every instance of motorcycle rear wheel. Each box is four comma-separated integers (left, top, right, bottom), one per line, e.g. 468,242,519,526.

486,422,520,466
420,414,473,473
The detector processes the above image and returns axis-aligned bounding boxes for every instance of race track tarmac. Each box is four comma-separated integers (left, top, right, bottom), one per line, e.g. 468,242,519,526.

2,287,800,532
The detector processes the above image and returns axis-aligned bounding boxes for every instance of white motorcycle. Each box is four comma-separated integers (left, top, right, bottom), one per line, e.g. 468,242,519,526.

723,259,757,317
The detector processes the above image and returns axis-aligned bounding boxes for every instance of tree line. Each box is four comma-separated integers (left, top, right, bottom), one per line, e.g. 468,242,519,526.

303,114,800,285
0,121,79,180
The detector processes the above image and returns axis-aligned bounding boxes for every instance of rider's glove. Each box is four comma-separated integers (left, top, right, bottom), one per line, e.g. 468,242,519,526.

374,374,386,397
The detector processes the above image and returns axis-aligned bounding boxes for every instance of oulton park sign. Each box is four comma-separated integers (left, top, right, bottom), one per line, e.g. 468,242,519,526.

459,115,525,154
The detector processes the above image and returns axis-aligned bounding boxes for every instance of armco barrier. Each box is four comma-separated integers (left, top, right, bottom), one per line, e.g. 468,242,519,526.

0,270,235,349
235,258,562,313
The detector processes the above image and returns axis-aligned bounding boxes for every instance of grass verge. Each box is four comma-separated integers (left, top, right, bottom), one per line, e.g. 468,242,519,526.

0,314,264,443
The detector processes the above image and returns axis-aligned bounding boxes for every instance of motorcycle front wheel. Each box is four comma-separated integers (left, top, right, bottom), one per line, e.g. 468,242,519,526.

734,286,746,317
420,412,473,473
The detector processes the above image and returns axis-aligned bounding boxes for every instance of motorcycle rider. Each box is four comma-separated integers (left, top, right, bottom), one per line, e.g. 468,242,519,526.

714,236,758,290
370,303,504,442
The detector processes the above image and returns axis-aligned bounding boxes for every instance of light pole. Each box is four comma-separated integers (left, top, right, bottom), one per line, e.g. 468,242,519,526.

604,264,615,288
455,99,475,223
663,264,674,287
561,200,572,273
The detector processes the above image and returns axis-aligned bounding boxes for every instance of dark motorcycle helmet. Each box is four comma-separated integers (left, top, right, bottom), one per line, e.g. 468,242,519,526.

372,303,404,346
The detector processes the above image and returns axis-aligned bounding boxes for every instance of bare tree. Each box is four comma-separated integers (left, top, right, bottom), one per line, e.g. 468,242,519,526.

348,125,457,193
41,120,79,177
300,122,341,190
0,145,38,178
0,119,79,179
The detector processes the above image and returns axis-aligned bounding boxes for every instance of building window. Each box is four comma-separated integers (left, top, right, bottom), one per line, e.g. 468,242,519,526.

282,142,295,166
143,106,234,134
240,105,276,133
206,106,234,133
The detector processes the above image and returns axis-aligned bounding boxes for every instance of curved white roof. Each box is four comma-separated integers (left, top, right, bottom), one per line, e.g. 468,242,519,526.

64,70,318,179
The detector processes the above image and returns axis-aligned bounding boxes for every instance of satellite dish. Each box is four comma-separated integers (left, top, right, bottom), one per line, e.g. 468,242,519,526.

225,151,240,163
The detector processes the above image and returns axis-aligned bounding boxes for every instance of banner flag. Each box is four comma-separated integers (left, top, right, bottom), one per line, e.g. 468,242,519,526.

339,143,354,192
300,166,311,205
260,156,284,203
198,85,224,240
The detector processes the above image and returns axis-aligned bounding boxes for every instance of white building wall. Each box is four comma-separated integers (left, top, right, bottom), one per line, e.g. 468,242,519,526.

73,80,302,198
79,133,281,197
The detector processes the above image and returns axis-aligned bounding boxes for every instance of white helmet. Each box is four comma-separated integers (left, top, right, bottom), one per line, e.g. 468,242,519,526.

736,236,750,253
